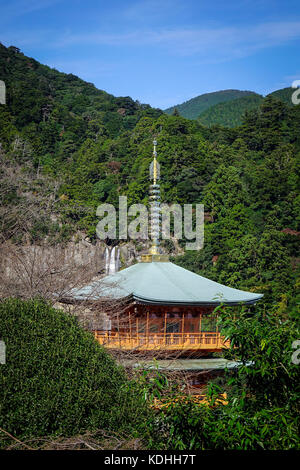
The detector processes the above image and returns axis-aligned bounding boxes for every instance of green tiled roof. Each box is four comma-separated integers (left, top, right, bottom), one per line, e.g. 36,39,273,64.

70,261,263,306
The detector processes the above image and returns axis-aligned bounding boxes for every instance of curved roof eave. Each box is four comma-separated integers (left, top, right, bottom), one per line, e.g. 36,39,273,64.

132,293,263,306
67,261,264,306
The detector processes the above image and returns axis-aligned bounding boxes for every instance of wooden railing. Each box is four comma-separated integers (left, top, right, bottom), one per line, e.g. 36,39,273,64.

93,331,230,351
152,393,228,409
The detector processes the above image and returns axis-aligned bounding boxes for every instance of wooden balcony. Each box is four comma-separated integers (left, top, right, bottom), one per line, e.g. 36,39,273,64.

93,331,230,351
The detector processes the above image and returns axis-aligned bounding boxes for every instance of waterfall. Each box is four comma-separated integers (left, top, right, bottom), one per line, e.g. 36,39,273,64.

116,247,120,272
105,246,120,275
109,246,116,274
105,247,109,274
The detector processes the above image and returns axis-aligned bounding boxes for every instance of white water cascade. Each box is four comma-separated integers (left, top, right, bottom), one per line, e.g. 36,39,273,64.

105,246,120,275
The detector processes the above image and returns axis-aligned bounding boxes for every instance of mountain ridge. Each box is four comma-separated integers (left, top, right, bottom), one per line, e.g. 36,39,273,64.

198,93,263,128
164,87,295,126
164,89,258,119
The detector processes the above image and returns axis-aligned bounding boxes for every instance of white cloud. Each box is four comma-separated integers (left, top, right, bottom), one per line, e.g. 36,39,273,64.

53,20,300,62
2,19,300,66
1,0,63,21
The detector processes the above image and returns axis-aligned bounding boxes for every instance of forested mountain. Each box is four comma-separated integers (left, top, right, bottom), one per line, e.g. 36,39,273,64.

0,43,162,141
0,43,299,312
165,87,295,127
198,93,263,127
164,89,256,119
0,42,162,242
268,87,296,105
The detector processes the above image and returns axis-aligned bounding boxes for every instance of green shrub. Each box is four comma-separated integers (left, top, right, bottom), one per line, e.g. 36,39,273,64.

0,298,149,444
147,308,300,450
149,398,299,450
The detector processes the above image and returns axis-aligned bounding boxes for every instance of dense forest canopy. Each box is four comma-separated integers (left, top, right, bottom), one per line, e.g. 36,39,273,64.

164,89,256,119
0,43,299,314
198,93,264,127
165,87,296,126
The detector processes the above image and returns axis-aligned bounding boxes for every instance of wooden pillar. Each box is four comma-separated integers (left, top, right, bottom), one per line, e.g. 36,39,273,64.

164,311,167,345
117,312,120,347
182,312,185,344
146,310,149,344
129,310,132,343
199,313,202,344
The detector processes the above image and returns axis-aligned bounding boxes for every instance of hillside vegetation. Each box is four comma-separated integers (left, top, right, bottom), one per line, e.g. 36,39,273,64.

198,93,263,127
0,43,299,312
268,87,297,105
165,87,295,127
164,89,255,119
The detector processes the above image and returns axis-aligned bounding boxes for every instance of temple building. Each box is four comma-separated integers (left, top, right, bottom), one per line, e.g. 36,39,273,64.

67,140,263,363
73,260,262,356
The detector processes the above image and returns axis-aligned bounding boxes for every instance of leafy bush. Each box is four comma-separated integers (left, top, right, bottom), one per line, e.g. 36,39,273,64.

0,298,149,445
150,398,299,450
147,307,300,450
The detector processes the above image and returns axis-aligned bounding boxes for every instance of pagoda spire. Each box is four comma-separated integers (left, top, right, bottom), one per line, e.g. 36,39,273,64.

141,139,168,262
150,139,160,184
149,139,160,255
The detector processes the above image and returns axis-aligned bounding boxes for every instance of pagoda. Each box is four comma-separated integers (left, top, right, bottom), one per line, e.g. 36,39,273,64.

69,140,263,358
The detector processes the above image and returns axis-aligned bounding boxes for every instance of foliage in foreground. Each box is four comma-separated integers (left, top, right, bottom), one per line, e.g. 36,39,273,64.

147,307,300,450
0,298,151,446
0,298,299,450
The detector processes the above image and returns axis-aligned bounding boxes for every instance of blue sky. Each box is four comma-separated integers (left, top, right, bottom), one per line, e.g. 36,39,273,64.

1,0,300,108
